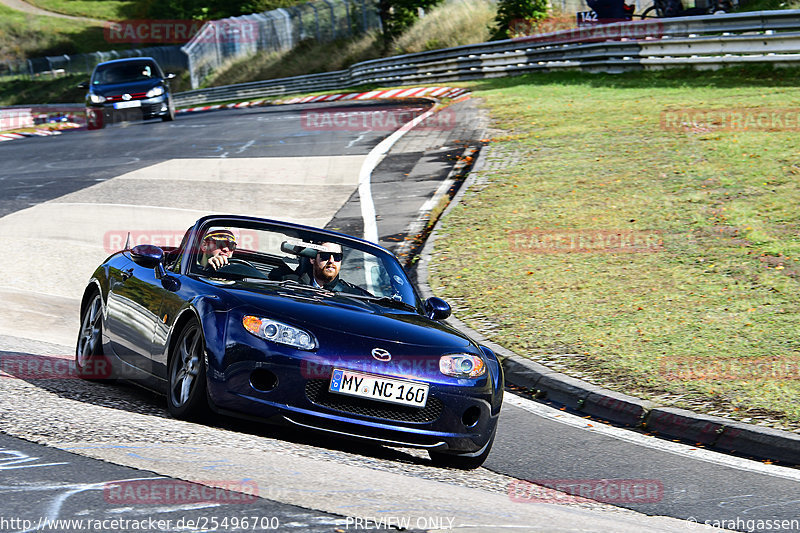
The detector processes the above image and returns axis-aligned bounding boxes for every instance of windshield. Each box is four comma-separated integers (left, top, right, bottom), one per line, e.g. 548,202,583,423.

92,61,160,85
185,221,420,308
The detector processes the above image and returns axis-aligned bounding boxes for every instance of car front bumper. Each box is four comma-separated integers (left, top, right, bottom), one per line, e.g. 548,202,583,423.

206,342,502,453
87,95,171,123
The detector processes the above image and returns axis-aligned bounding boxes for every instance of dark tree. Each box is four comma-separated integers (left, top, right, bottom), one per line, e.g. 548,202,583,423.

378,0,443,48
492,0,548,40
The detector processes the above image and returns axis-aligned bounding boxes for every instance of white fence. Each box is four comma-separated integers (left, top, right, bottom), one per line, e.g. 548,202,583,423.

182,0,381,88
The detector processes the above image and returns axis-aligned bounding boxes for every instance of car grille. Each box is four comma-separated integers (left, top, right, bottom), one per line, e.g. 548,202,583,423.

305,379,442,423
105,92,148,102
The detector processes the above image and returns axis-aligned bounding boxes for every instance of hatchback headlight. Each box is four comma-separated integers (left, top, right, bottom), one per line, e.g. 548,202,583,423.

439,354,486,378
88,94,106,104
242,315,316,350
146,86,165,98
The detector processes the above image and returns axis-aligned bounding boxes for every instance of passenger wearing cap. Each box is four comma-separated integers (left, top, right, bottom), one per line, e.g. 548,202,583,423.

199,229,237,271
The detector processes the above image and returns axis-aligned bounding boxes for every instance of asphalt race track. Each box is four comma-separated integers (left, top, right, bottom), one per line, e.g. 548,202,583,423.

1,100,799,533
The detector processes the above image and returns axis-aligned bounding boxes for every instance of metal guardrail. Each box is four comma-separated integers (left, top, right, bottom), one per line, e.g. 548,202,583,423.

175,9,800,107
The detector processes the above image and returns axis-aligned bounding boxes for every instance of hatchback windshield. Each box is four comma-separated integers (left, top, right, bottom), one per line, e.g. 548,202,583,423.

92,61,160,85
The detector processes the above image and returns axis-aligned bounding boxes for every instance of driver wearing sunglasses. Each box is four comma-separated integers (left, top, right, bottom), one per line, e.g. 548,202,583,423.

199,229,237,271
298,242,369,296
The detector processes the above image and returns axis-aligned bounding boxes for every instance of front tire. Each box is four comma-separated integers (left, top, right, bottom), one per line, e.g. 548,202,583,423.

162,98,175,122
429,433,495,470
86,108,104,130
167,318,209,419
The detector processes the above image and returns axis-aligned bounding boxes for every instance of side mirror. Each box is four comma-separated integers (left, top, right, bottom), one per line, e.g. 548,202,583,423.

131,244,164,268
424,297,451,320
165,73,176,80
131,245,168,279
77,81,89,89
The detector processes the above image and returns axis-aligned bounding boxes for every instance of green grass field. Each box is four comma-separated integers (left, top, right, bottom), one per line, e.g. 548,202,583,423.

429,67,800,431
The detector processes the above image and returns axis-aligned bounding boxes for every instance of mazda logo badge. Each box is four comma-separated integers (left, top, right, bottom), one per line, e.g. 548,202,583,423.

371,348,391,361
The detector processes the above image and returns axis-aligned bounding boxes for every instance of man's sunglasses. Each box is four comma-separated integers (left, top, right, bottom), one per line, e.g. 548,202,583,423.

316,251,342,262
209,238,237,250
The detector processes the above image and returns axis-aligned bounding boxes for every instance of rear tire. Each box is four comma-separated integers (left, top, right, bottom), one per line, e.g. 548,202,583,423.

429,433,495,470
167,318,209,420
75,291,113,380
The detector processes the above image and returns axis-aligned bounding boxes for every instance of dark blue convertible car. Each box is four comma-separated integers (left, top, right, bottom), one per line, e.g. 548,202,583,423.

76,215,503,468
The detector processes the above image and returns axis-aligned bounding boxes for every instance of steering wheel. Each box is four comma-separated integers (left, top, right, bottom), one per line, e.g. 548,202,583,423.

228,258,258,269
212,258,267,279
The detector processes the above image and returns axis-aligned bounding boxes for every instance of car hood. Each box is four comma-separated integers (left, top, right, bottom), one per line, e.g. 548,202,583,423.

218,281,474,350
90,79,163,95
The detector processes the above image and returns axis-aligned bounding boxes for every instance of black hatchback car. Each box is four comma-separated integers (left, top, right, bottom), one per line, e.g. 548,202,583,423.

81,57,176,129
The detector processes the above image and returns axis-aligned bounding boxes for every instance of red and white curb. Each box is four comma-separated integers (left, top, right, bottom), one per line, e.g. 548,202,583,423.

278,86,469,104
177,87,469,114
0,129,64,142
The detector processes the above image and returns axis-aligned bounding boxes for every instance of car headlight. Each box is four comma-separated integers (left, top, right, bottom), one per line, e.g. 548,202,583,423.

242,315,316,350
88,94,106,104
146,86,165,98
439,354,486,378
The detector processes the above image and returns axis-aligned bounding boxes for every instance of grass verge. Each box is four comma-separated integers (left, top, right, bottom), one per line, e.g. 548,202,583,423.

23,0,141,19
0,5,107,61
429,67,800,432
391,0,496,55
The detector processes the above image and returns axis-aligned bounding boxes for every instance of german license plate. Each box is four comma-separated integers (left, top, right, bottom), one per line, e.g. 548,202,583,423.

114,100,141,109
329,369,429,408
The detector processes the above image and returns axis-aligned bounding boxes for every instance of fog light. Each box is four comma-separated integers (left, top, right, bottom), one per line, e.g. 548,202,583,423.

250,368,278,391
462,406,481,428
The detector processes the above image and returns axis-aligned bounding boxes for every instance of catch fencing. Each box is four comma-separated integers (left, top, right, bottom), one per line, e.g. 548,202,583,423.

173,9,800,107
182,0,382,88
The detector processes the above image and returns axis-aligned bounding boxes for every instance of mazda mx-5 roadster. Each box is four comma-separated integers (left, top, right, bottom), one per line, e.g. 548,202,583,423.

76,215,503,468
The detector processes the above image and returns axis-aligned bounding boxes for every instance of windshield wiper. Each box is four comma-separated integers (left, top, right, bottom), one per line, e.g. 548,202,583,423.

342,294,418,312
273,279,335,296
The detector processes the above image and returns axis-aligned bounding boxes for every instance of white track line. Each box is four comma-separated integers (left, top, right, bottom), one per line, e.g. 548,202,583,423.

358,107,437,242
